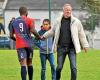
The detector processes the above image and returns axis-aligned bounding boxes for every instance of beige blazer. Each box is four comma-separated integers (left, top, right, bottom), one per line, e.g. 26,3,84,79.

43,13,89,53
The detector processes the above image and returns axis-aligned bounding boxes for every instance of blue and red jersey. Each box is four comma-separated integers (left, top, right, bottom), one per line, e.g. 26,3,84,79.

10,16,34,49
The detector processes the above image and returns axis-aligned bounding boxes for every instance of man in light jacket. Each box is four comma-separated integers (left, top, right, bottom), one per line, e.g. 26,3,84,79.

42,4,89,80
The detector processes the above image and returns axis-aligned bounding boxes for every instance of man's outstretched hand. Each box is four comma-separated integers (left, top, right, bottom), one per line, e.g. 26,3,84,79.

83,47,88,53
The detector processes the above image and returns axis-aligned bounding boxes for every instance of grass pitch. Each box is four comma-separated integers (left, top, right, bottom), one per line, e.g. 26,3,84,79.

0,49,100,80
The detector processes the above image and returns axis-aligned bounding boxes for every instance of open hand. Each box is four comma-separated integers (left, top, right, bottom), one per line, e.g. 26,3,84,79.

83,47,88,53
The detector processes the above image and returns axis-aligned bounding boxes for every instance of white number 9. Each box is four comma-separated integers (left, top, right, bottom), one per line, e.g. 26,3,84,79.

19,23,24,32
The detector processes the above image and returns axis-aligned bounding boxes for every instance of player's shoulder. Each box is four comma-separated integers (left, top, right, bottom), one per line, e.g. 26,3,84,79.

11,17,17,24
13,17,21,21
22,16,33,21
27,17,32,20
12,17,22,24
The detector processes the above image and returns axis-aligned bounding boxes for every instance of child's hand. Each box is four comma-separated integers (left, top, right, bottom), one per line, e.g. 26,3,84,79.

40,36,45,40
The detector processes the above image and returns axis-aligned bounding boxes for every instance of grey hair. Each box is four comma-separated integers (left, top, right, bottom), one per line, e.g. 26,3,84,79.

63,4,72,10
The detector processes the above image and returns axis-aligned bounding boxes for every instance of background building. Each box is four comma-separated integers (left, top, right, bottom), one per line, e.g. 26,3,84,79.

4,0,83,33
0,0,100,49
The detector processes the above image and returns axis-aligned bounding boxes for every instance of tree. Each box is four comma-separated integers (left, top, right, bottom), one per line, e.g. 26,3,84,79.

77,0,100,48
77,0,100,32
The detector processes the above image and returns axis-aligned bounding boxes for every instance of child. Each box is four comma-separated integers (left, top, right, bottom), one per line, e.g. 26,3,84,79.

35,19,56,80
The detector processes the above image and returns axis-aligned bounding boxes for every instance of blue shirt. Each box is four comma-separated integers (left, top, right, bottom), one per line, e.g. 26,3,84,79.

34,29,53,54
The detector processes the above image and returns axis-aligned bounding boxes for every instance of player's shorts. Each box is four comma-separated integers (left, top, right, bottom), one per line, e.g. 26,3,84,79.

17,47,33,61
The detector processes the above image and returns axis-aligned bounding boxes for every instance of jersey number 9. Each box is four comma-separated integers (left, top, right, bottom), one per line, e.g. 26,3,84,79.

19,23,24,32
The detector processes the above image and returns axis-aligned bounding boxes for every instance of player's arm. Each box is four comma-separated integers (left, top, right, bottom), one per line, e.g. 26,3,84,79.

9,22,16,41
31,28,41,39
10,32,16,41
30,20,41,39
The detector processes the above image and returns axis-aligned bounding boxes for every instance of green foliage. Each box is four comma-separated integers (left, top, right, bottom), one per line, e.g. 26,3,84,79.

83,15,99,31
77,0,100,31
86,0,100,14
77,0,100,13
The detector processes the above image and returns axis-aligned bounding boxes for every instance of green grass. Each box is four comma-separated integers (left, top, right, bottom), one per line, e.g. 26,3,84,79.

0,49,100,80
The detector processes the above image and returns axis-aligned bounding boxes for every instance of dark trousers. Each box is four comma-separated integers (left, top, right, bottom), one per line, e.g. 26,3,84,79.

56,46,77,80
